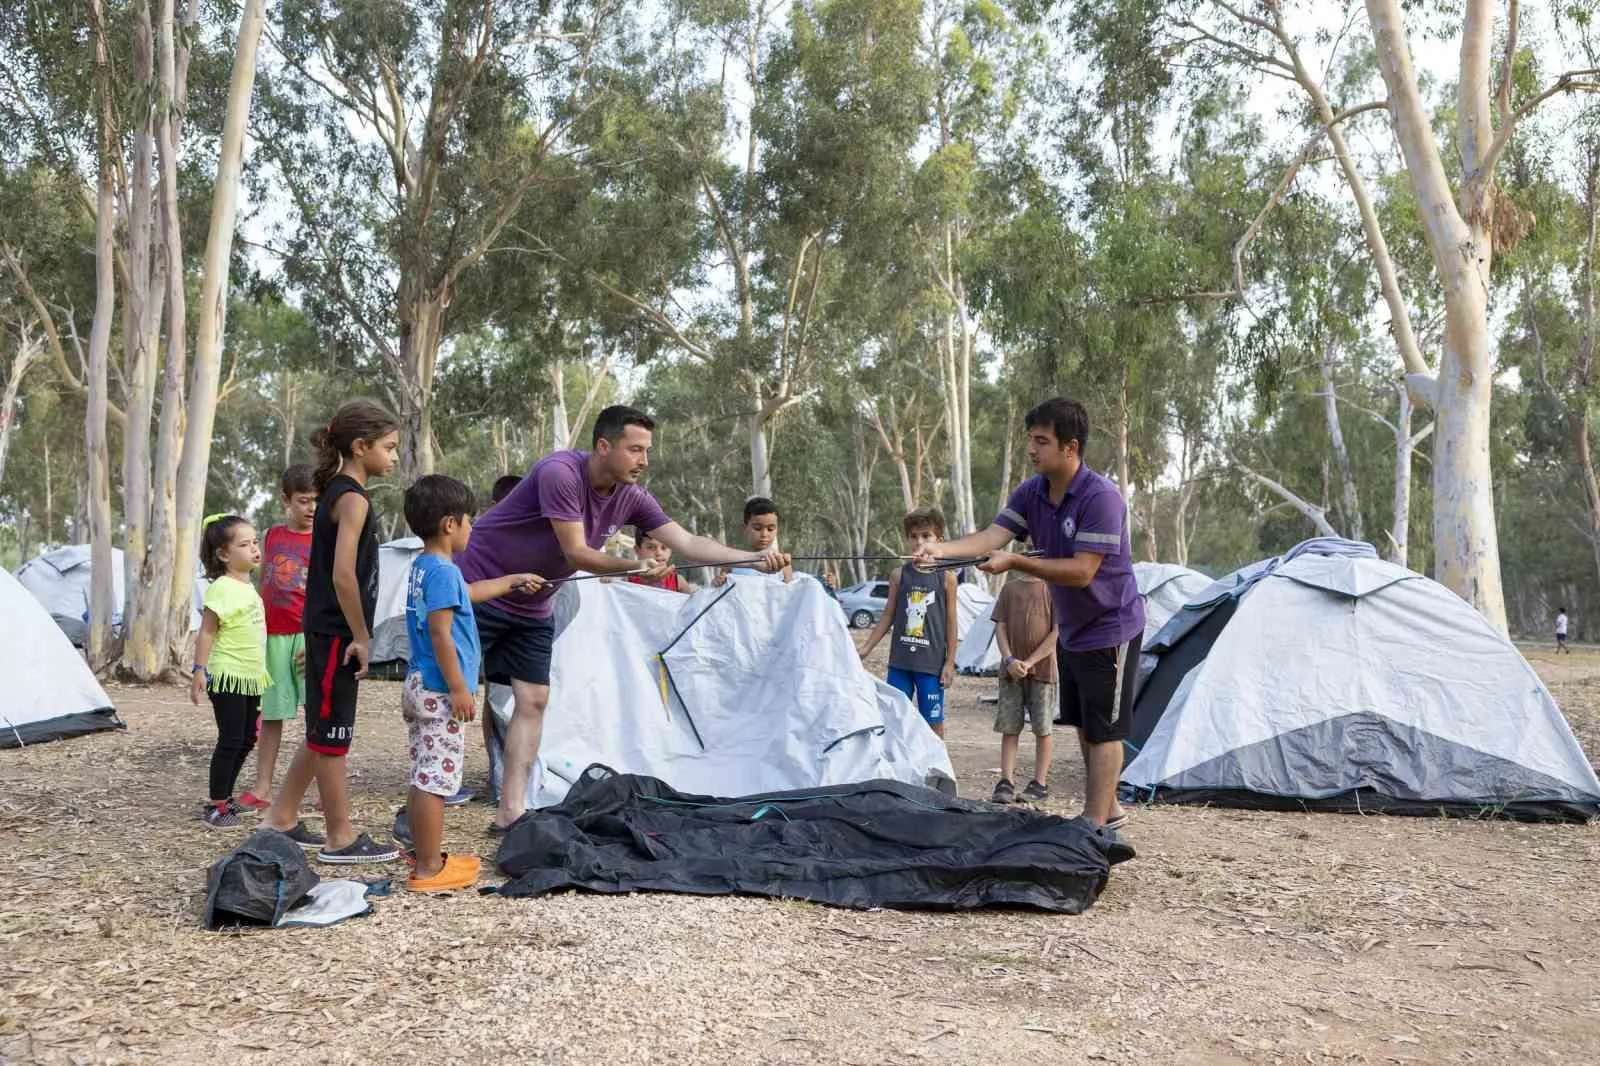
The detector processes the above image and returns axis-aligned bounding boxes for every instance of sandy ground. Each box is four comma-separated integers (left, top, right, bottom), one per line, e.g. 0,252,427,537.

2,639,1598,1066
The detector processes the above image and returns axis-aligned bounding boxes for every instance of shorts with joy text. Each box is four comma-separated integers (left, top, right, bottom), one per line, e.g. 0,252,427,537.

886,666,945,726
305,631,359,756
1057,632,1141,744
401,673,466,798
995,677,1055,737
261,633,306,721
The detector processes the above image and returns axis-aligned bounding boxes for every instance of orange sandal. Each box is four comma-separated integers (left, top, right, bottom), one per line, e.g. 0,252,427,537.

406,853,481,893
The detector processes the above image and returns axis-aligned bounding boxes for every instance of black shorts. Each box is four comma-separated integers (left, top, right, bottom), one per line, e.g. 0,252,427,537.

305,631,359,755
475,602,555,686
1058,632,1142,744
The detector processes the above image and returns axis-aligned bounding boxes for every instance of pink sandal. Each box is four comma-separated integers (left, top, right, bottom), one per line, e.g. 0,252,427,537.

236,791,272,811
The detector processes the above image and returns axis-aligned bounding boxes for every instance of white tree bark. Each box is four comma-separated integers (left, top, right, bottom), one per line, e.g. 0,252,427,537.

85,0,118,670
1233,457,1340,538
1390,384,1415,566
550,360,569,452
168,0,267,649
1319,343,1363,542
748,413,773,499
0,328,41,488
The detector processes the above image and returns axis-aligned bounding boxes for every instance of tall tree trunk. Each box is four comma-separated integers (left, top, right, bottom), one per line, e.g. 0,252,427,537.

86,0,118,669
748,410,773,498
168,0,267,653
0,331,40,487
1320,342,1363,542
1115,366,1132,495
550,361,569,452
1574,399,1600,588
1365,0,1507,629
1390,384,1414,566
397,283,445,481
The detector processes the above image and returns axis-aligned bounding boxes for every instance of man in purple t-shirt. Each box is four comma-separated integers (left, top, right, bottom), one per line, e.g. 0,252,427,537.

460,404,791,831
915,397,1142,831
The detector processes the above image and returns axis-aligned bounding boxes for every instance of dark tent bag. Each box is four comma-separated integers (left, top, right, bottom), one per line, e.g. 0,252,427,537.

203,829,319,929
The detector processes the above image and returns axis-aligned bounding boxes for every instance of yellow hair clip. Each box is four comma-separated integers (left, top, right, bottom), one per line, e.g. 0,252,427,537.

202,513,229,529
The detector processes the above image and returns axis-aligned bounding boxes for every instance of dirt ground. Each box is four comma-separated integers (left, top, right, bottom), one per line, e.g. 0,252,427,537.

3,638,1599,1066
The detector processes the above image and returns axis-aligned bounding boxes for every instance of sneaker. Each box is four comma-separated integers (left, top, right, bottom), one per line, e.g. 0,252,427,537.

392,806,413,849
991,779,1016,805
236,791,272,811
407,852,482,893
444,786,475,807
201,803,243,830
1022,780,1050,803
271,821,327,850
317,832,400,865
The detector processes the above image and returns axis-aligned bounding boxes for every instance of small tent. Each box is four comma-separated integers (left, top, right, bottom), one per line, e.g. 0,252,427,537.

17,545,206,645
512,575,954,807
1123,541,1600,822
370,536,423,666
0,567,121,747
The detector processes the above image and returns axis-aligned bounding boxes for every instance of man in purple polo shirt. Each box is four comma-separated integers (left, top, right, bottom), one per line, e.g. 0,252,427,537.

462,404,790,832
914,397,1142,830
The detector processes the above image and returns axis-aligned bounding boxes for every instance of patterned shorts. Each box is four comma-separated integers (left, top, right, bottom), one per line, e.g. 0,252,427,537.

401,673,466,798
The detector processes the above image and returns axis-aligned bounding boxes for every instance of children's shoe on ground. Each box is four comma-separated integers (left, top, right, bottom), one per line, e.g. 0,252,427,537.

392,806,413,849
1022,781,1050,803
990,779,1016,805
235,791,271,811
317,833,399,864
201,804,243,830
407,853,481,893
272,821,326,850
443,787,475,807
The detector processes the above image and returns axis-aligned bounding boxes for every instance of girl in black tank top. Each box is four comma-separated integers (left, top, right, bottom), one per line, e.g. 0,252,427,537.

304,474,380,638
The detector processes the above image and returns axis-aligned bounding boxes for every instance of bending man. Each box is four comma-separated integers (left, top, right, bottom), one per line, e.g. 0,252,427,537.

459,404,790,832
914,397,1142,829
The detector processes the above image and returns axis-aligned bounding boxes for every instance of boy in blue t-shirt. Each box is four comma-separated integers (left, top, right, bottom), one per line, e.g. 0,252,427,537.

401,475,540,892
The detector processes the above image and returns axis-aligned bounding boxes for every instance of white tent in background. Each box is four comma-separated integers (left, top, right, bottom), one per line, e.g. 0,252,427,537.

370,536,423,665
1135,562,1211,646
954,581,991,642
489,576,955,807
0,567,121,747
16,545,205,646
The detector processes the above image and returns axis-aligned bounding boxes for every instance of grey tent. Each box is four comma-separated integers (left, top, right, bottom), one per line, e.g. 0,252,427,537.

1123,541,1600,822
0,567,121,747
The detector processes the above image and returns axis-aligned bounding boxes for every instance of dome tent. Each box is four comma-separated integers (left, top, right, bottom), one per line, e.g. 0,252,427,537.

0,567,121,747
1122,540,1600,822
16,545,207,646
369,536,423,667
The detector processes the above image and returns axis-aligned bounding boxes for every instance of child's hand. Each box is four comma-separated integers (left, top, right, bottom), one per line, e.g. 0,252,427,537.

345,639,370,680
940,663,955,688
1006,658,1028,682
712,569,728,587
189,670,206,706
510,573,544,593
449,687,476,722
294,645,306,672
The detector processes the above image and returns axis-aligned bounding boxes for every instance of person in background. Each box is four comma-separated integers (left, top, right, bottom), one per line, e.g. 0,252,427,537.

241,465,318,811
858,509,959,740
489,475,521,509
628,527,696,593
989,569,1058,805
1557,606,1571,654
820,570,839,601
190,515,272,829
714,497,795,585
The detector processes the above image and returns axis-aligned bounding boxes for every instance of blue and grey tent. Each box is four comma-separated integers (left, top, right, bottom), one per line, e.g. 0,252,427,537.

1123,540,1600,822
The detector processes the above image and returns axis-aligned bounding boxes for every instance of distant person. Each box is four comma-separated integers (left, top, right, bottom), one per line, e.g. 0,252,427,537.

914,397,1143,831
190,515,271,830
458,405,790,834
820,571,839,601
1557,606,1570,654
261,399,402,863
489,475,522,508
627,527,696,593
242,464,318,812
858,509,959,740
989,570,1058,805
399,475,540,891
714,497,795,585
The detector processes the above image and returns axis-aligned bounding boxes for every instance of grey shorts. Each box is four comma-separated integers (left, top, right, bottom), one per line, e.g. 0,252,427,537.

994,677,1055,737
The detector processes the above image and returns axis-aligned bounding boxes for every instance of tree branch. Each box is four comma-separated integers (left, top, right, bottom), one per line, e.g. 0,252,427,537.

1230,456,1340,537
1481,68,1600,180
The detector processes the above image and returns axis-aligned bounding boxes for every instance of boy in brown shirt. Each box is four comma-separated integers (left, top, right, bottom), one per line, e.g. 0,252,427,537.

990,570,1058,804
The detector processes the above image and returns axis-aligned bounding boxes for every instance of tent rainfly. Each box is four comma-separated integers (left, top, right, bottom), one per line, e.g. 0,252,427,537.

370,536,423,665
0,567,122,747
1123,541,1600,822
16,544,207,646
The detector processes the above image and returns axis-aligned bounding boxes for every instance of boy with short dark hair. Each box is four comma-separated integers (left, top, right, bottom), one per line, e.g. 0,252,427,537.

628,527,696,593
400,474,540,892
858,509,958,738
489,475,521,508
241,465,318,810
714,497,794,585
990,569,1058,804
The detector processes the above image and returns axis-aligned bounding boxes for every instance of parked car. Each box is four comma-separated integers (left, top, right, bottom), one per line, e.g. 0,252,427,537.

838,579,891,629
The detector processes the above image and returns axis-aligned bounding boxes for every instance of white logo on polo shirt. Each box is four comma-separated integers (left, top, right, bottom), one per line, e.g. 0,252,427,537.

1061,515,1076,540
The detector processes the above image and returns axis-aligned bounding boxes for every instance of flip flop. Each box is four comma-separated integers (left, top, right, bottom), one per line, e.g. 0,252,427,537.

1102,814,1129,832
407,853,482,893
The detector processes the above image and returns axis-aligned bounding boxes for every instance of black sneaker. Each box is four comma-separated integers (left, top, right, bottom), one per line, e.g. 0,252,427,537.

201,804,243,830
317,832,400,865
272,821,327,851
991,779,1016,805
1022,780,1050,803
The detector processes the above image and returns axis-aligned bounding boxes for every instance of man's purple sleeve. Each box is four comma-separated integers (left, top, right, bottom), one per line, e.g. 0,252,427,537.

536,459,584,522
1073,490,1125,554
994,484,1030,538
631,488,672,535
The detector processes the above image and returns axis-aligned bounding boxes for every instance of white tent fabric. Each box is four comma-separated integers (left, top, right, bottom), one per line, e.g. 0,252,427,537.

370,536,423,664
16,545,204,644
954,582,991,642
0,567,121,747
1134,562,1211,646
1123,551,1600,817
513,575,954,806
954,614,1000,675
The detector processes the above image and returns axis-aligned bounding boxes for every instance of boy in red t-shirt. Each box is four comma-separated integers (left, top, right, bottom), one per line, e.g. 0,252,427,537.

626,527,695,593
240,465,318,809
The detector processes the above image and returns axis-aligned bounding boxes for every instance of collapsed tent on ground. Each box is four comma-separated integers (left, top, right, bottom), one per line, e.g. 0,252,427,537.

1123,540,1600,822
521,576,953,806
0,567,122,747
369,536,422,667
496,766,1134,912
956,563,1212,677
16,545,206,646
